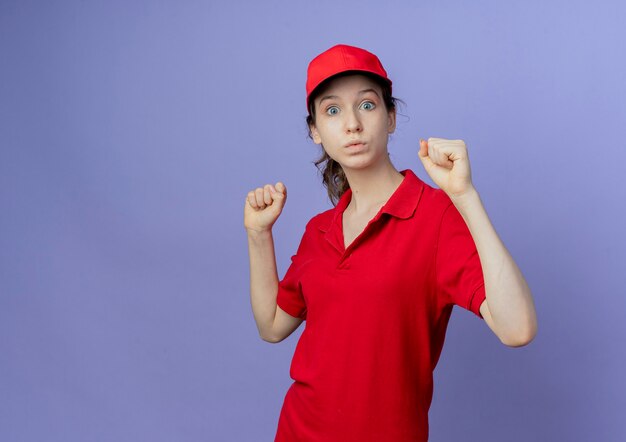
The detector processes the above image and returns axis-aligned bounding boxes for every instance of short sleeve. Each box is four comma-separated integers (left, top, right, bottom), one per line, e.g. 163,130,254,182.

435,202,486,319
276,223,310,320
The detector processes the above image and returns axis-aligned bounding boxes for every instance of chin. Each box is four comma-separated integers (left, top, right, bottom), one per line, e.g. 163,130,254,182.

341,152,389,170
338,159,376,171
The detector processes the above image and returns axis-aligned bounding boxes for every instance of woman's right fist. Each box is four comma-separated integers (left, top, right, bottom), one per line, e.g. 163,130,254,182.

244,182,287,232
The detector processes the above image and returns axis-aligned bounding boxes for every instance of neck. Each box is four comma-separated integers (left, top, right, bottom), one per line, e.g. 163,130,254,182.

342,158,405,215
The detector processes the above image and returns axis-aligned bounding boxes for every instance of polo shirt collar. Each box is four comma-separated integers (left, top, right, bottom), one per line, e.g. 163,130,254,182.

318,168,423,233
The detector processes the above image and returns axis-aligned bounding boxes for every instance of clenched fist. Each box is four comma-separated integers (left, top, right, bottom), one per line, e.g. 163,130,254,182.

244,182,287,233
418,137,475,199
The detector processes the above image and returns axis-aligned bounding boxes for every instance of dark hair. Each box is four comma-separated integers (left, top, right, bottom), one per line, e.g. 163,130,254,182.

306,71,401,206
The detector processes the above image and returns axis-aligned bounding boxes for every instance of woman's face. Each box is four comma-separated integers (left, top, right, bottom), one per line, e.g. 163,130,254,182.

309,74,396,172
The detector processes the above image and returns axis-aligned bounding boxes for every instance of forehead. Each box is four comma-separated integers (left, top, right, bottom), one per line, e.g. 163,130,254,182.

315,74,382,102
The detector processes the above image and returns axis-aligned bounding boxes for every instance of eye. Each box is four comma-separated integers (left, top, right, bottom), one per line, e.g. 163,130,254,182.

326,106,340,116
360,101,375,110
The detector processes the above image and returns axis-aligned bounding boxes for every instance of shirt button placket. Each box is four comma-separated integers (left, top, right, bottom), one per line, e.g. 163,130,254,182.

337,252,352,270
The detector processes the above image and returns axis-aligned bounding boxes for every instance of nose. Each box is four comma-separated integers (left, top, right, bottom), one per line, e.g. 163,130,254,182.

344,108,362,133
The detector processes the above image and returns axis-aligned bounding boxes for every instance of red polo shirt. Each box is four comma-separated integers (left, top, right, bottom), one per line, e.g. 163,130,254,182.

275,168,486,442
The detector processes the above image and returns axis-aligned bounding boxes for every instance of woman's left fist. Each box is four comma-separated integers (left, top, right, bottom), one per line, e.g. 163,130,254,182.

418,137,475,199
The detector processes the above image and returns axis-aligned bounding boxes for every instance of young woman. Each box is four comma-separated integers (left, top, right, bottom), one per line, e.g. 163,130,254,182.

244,44,537,442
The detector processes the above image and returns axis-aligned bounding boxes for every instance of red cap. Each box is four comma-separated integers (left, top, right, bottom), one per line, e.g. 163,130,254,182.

306,44,392,110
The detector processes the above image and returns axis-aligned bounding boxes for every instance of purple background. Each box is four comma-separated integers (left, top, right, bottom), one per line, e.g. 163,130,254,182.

1,1,625,441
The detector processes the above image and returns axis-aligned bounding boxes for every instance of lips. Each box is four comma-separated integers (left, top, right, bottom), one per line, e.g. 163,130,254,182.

345,140,366,148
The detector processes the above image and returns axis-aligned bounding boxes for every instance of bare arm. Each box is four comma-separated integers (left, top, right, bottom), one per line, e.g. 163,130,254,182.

244,181,304,343
452,188,537,347
418,138,537,347
247,229,303,343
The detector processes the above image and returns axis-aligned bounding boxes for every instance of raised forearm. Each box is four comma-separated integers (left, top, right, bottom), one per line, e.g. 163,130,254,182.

451,188,537,345
247,229,279,341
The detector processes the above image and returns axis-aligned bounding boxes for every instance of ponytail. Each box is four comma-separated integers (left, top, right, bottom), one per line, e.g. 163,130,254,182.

313,152,350,206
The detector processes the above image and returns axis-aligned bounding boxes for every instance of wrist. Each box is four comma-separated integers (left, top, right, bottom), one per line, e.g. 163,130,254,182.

246,227,273,238
449,186,480,211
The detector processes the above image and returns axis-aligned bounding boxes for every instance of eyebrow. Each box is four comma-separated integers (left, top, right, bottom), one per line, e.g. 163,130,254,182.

318,88,381,106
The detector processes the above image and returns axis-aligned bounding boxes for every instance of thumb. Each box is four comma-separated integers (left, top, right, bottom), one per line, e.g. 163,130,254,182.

274,181,286,195
273,182,287,203
417,138,428,161
418,139,446,183
418,139,431,165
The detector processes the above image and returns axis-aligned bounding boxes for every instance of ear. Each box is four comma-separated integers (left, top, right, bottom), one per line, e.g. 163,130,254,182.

387,108,396,134
309,122,322,144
